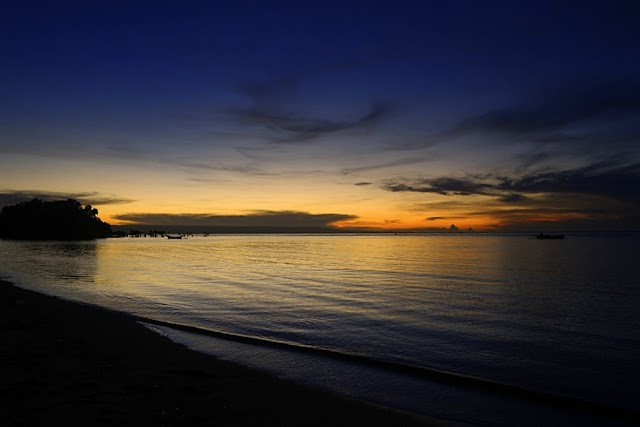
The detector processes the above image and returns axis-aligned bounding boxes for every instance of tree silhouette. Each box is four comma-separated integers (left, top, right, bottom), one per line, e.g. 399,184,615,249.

0,198,112,240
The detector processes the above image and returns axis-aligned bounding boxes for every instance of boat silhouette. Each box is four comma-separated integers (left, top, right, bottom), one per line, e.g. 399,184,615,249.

532,232,565,240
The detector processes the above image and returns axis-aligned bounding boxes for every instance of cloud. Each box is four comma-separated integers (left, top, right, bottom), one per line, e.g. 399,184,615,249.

382,159,640,230
232,75,300,105
354,182,373,186
175,160,273,176
497,161,640,203
112,210,357,228
341,157,428,175
382,176,495,196
230,55,396,106
227,69,393,144
382,160,640,205
425,216,465,221
0,190,135,208
407,79,640,153
474,81,638,133
228,103,390,144
497,194,528,203
413,191,637,231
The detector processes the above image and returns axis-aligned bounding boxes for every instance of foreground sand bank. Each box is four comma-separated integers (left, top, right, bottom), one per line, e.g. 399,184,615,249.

0,280,445,426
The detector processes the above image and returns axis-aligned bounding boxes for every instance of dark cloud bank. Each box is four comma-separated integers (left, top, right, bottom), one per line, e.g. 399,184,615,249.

383,161,640,203
112,210,357,233
382,160,640,231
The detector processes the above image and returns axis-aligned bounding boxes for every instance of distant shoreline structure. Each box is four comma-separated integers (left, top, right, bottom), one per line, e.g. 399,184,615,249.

111,225,639,236
531,232,566,240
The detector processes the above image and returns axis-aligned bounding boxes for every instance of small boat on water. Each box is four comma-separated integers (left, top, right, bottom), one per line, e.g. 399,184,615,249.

166,235,183,239
533,232,565,240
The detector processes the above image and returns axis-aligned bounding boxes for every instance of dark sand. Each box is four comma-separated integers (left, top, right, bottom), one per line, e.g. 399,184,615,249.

0,280,444,426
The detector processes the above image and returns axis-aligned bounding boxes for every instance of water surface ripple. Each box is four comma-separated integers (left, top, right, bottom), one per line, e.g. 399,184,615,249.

1,233,638,424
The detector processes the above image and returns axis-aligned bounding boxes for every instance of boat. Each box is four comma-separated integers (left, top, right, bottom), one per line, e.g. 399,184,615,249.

533,233,565,240
166,235,183,239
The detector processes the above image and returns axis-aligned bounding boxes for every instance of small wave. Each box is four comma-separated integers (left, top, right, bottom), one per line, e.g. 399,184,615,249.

136,315,638,424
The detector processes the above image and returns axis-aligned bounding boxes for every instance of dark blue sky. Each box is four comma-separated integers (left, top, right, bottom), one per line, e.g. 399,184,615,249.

2,1,639,230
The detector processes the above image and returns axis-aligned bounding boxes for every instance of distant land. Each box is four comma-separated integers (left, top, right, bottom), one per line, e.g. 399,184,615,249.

110,224,639,236
0,199,112,240
113,225,360,235
111,224,477,235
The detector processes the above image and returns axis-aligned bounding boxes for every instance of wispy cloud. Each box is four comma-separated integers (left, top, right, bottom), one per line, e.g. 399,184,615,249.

174,159,273,176
425,216,466,221
228,103,390,144
226,67,394,144
341,157,428,175
450,83,640,136
382,160,640,205
382,176,495,196
496,161,640,204
404,80,640,154
0,190,135,208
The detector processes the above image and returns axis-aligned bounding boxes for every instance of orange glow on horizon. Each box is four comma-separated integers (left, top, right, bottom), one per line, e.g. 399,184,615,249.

91,188,600,233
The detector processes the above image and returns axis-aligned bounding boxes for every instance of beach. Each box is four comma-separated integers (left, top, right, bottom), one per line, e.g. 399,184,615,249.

0,279,443,426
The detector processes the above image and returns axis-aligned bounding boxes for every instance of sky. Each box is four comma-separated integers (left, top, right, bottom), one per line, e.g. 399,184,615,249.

2,0,639,232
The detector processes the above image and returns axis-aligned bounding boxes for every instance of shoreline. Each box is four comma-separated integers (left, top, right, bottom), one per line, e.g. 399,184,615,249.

0,279,446,426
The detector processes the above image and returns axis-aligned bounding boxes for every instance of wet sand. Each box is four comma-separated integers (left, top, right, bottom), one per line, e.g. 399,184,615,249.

0,280,444,426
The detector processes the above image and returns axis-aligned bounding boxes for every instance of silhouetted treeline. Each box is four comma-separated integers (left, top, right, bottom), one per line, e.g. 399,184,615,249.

0,198,112,240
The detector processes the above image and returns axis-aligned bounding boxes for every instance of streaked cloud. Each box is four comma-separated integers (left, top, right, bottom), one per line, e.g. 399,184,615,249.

404,80,640,155
382,176,495,196
451,81,640,136
382,160,640,205
341,157,428,175
425,216,466,221
228,103,390,144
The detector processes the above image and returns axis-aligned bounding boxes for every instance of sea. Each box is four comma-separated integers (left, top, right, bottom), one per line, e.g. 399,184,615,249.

1,233,638,426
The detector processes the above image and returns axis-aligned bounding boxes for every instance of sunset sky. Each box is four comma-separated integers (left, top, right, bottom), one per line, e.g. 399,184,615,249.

2,1,639,231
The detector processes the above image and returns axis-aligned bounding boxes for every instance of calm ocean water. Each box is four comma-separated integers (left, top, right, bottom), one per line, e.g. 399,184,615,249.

1,233,638,425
